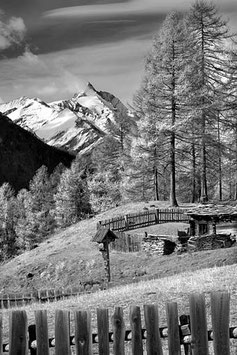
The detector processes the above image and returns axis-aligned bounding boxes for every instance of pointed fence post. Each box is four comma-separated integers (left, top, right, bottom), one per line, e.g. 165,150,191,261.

35,310,49,355
189,294,208,355
97,308,109,355
166,302,181,355
130,306,143,355
211,292,230,355
112,307,125,355
74,310,92,355
55,310,71,355
0,314,2,355
9,310,28,355
144,304,163,355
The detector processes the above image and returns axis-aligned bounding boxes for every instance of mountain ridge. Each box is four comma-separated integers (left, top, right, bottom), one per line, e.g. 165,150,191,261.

0,83,137,155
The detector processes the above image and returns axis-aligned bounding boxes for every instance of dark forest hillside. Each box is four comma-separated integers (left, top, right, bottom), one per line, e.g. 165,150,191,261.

0,113,74,191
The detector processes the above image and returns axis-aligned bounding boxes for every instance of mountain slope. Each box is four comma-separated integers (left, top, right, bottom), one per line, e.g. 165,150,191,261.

0,83,137,154
0,113,74,191
0,200,235,294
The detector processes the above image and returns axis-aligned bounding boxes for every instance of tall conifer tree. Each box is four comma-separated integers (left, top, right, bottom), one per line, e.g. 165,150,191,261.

185,0,236,201
133,12,187,206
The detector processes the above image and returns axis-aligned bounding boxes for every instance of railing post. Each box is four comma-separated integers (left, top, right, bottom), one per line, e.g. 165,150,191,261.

155,209,159,224
124,215,129,230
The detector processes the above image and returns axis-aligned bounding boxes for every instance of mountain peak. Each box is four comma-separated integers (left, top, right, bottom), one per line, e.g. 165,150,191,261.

73,82,98,100
0,83,137,154
84,82,97,95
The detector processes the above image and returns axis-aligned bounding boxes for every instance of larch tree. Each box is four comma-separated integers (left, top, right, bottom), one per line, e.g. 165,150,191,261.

54,160,91,227
21,165,56,248
0,183,18,260
185,0,237,202
133,12,188,206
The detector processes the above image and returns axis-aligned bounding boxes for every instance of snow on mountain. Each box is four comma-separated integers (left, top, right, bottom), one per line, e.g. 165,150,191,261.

0,82,137,154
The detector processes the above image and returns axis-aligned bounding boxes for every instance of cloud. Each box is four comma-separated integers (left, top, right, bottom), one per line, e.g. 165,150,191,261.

43,0,237,21
0,35,148,105
0,12,26,50
18,47,43,65
43,0,175,20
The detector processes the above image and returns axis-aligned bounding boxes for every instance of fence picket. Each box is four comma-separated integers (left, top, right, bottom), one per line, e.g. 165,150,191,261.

9,310,28,355
166,302,181,355
0,314,2,355
97,308,109,355
112,307,125,355
74,310,92,355
35,310,49,355
4,292,237,354
55,310,71,355
189,294,208,355
144,304,163,355
130,306,143,355
211,292,230,355
98,208,189,231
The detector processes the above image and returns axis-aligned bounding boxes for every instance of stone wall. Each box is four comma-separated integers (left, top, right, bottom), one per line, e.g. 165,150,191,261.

188,234,236,252
142,235,176,255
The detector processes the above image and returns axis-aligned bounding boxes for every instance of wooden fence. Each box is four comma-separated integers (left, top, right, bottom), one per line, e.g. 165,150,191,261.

0,283,106,309
2,291,237,354
97,208,190,232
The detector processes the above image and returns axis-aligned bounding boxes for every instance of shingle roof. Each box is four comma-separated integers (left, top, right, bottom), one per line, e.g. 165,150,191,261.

92,227,118,243
186,204,237,220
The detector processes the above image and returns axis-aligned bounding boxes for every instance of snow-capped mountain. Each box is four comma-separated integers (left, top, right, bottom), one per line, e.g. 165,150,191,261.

0,83,137,154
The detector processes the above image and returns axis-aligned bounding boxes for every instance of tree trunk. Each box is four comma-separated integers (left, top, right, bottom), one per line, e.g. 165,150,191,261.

200,134,208,203
191,139,197,203
217,111,222,201
170,40,178,207
154,167,159,201
234,118,237,200
170,131,178,206
153,147,159,201
200,16,208,203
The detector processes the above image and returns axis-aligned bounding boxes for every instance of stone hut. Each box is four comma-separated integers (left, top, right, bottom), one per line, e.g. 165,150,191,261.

187,204,237,236
186,204,237,251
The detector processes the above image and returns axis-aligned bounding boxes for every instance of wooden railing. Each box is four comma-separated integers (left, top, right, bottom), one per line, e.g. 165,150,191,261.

2,291,236,354
97,208,190,232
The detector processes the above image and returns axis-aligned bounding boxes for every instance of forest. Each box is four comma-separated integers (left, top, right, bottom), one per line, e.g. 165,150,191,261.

0,0,237,260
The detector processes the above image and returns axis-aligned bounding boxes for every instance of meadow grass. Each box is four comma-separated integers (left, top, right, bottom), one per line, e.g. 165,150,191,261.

2,263,237,336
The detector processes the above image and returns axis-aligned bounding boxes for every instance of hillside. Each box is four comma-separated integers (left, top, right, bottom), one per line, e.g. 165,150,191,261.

0,113,74,191
0,200,236,295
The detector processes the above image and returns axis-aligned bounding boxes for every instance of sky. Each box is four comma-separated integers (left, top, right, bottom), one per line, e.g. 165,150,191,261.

0,0,237,106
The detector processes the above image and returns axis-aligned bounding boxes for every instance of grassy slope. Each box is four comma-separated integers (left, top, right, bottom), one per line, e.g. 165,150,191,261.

2,264,237,346
1,200,237,353
0,200,237,296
